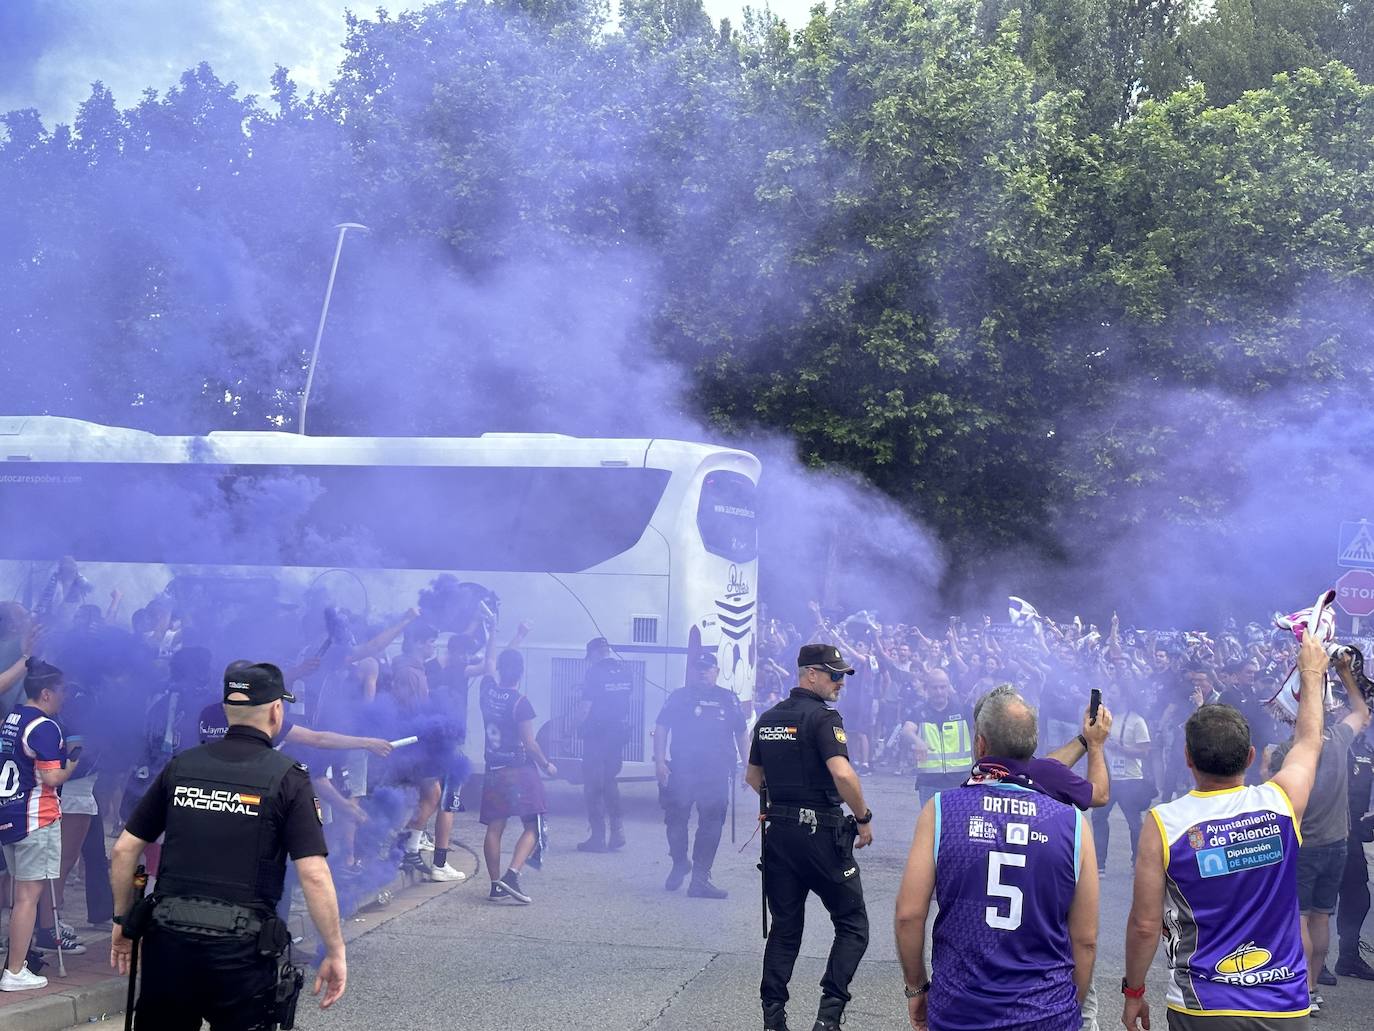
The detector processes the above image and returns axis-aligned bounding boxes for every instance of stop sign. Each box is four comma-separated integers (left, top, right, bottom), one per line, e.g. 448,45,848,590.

1336,569,1374,617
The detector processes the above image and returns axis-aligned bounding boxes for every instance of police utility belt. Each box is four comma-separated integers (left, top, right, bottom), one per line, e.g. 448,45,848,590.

766,805,850,833
149,896,290,955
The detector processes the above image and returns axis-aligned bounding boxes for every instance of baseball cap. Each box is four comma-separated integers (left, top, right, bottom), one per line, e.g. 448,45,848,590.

223,662,295,707
797,643,855,675
691,651,720,670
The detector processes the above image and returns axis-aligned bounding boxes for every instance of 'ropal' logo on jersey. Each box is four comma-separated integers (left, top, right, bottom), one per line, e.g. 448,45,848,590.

1216,943,1272,975
172,785,262,816
1211,942,1293,986
758,726,797,742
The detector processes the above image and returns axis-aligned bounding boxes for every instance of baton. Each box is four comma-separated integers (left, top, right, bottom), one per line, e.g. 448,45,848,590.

125,864,148,1031
759,786,769,940
389,736,420,748
730,766,737,845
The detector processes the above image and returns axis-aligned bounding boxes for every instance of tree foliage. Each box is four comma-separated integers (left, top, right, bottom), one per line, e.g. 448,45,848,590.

4,0,1374,599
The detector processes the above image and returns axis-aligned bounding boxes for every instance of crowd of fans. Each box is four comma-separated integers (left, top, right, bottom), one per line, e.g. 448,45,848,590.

0,558,530,985
754,599,1374,984
2,556,1372,995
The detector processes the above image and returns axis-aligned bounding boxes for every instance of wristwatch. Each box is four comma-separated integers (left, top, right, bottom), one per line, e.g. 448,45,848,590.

855,809,873,825
1121,978,1146,999
903,982,930,999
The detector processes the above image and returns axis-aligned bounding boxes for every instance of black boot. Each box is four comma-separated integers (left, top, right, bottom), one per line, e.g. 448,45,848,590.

763,1002,791,1030
687,874,728,899
1336,951,1374,980
577,820,608,852
812,995,845,1031
664,858,693,891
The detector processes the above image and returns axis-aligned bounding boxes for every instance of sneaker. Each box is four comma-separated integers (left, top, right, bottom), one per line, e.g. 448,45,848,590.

576,835,608,853
57,920,77,939
608,827,626,851
399,850,434,881
665,859,693,892
498,871,532,904
0,963,48,992
487,881,509,901
430,862,467,883
687,877,728,899
34,927,86,955
1317,965,1337,986
419,831,436,853
1335,953,1374,980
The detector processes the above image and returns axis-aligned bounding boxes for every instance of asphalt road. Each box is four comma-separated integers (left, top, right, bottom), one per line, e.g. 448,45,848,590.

91,773,1374,1030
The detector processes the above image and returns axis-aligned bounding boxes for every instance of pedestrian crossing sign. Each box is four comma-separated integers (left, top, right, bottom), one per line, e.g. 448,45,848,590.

1338,520,1374,569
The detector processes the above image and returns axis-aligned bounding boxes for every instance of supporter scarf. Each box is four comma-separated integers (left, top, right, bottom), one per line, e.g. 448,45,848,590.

965,756,1093,811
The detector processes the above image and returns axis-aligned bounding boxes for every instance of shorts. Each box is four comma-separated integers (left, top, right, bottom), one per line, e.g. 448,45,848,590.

1296,839,1346,914
1,821,63,881
479,765,547,824
61,775,99,816
1166,1009,1308,1031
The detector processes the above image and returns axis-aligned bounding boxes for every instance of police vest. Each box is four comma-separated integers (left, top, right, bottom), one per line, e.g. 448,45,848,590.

753,691,842,809
156,743,298,909
917,717,972,776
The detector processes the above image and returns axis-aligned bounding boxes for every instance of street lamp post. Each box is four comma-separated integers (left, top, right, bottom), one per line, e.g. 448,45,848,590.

298,221,368,435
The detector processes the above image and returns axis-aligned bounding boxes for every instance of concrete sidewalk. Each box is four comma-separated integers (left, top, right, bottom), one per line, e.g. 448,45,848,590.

2,842,481,1031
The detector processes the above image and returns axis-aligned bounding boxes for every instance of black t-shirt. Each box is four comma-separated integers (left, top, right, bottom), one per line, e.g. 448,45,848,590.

480,677,536,769
656,686,746,773
581,658,635,739
126,726,327,862
425,657,471,744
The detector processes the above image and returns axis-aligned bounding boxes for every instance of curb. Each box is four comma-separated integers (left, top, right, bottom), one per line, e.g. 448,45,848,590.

13,844,479,1030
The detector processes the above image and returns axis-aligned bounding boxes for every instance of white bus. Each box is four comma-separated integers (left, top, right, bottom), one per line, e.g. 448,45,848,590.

0,416,760,776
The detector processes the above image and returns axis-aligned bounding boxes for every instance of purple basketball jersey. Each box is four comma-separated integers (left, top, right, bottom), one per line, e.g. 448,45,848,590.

1150,783,1308,1016
930,784,1083,1031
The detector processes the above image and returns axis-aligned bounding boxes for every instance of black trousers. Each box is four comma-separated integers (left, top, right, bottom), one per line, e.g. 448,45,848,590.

581,736,624,833
1337,832,1371,955
760,820,869,1009
1093,777,1156,869
136,927,279,1030
661,771,728,873
82,809,115,923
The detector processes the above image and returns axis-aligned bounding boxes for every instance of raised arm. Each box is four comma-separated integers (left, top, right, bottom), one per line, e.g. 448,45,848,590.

1270,629,1330,820
1337,652,1372,737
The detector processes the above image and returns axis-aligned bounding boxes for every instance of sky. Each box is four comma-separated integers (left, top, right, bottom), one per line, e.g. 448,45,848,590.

0,0,820,124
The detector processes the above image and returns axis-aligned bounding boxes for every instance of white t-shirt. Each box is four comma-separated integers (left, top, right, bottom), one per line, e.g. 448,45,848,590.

1108,711,1150,780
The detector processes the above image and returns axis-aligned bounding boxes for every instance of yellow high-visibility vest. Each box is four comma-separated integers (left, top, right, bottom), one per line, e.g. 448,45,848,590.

918,718,972,774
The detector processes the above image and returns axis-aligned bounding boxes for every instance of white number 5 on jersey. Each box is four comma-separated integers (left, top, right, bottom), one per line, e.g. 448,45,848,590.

985,850,1026,930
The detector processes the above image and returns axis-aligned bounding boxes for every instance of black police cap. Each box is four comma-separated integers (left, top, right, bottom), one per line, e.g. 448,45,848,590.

223,662,296,707
796,643,855,675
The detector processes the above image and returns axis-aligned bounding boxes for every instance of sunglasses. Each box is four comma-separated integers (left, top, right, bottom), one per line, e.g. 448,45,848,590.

808,667,847,683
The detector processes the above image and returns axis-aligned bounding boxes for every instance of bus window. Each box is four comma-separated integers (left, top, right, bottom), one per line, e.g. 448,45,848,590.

0,464,671,573
696,471,757,563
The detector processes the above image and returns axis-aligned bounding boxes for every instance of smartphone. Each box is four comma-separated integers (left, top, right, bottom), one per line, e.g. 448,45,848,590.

1089,689,1102,726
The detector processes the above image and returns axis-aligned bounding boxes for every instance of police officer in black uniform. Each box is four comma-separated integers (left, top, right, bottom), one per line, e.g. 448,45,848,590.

654,651,749,898
746,643,873,1031
577,637,635,852
109,663,347,1029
